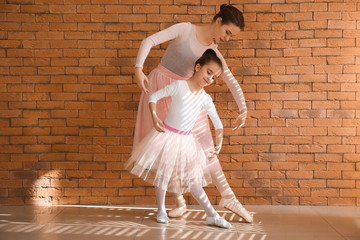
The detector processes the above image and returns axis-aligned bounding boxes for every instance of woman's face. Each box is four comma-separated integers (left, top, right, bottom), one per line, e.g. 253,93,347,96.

194,62,222,88
213,18,241,44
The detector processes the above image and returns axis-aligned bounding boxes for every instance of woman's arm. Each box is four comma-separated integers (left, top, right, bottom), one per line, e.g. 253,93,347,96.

221,68,247,131
215,50,247,131
135,22,190,93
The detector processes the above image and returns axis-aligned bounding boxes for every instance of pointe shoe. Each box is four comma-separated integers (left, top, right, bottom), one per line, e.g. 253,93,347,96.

207,215,232,229
219,198,253,223
156,212,169,224
168,205,187,218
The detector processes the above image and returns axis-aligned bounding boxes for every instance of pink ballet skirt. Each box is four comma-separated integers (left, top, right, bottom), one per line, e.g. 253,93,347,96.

133,65,221,172
125,124,212,193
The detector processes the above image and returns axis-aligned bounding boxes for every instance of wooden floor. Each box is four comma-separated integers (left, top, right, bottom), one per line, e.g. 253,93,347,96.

0,204,359,240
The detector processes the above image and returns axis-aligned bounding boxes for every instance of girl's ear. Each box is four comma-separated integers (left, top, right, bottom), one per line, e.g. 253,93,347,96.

195,63,201,72
216,17,222,26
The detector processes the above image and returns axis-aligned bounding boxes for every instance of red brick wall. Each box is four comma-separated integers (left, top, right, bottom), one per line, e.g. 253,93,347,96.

0,0,359,206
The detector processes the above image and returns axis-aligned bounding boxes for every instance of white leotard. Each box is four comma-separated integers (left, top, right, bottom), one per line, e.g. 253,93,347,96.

149,80,223,131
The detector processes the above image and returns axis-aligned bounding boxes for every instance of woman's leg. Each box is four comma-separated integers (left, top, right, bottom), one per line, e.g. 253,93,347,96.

209,162,237,199
168,193,187,218
210,162,253,223
189,183,231,229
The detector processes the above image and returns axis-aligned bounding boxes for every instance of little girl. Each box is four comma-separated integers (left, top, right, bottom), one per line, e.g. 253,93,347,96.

126,49,231,229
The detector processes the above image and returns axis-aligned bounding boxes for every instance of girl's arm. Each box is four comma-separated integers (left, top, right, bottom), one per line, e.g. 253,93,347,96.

149,102,165,132
213,128,224,157
135,22,190,93
148,81,179,132
215,49,247,132
203,95,224,158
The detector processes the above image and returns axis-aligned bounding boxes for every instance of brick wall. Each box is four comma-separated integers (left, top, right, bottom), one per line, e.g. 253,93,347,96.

0,0,359,206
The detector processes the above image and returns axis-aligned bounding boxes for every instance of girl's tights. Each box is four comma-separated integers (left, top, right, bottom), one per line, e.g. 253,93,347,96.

189,183,217,217
155,184,217,218
155,186,167,216
172,167,236,209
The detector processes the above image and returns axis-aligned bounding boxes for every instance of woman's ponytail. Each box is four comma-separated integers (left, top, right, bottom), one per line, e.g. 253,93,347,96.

214,4,245,30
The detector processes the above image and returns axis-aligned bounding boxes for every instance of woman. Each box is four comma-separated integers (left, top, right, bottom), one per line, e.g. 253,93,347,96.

133,4,253,223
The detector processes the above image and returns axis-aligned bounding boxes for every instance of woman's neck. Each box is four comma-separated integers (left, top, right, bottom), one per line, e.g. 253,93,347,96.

195,23,215,46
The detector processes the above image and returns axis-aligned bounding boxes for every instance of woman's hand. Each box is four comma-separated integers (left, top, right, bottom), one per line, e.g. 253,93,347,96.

135,67,150,94
232,109,247,132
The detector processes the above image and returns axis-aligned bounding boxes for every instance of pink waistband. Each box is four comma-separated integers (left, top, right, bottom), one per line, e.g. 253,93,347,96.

164,123,191,135
156,64,188,80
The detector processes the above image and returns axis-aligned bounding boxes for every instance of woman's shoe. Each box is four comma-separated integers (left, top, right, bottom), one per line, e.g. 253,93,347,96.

168,205,187,218
219,198,253,223
206,215,232,229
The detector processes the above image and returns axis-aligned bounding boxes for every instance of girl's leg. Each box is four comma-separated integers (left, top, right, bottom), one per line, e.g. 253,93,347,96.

170,110,253,222
189,183,231,229
155,186,169,223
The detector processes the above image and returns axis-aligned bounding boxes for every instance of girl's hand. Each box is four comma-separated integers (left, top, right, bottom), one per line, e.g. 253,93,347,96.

210,128,223,159
152,115,165,133
232,109,247,132
209,145,222,159
135,67,150,93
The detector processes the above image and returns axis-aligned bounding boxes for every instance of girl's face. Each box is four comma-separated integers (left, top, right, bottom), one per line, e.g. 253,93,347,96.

213,18,241,44
194,61,222,88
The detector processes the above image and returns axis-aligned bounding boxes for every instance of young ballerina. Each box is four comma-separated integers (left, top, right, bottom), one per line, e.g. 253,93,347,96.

133,4,253,222
126,50,231,228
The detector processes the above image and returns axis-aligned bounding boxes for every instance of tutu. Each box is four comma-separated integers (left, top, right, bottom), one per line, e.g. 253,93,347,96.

125,125,212,193
133,65,222,172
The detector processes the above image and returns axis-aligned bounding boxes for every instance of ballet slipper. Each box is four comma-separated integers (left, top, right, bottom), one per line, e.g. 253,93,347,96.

156,212,170,224
168,205,187,218
219,197,253,223
206,215,232,229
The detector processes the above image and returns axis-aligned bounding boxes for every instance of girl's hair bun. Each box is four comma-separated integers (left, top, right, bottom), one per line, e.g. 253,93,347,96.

203,49,217,57
194,48,223,71
220,4,232,10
